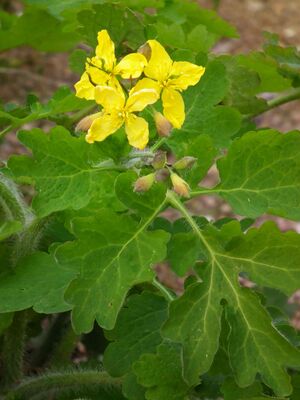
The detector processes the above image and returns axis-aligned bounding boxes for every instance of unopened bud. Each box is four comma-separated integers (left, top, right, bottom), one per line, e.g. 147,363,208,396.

138,43,151,61
75,112,102,132
154,112,172,137
134,173,155,192
170,173,190,198
152,151,167,170
155,168,169,182
173,156,197,170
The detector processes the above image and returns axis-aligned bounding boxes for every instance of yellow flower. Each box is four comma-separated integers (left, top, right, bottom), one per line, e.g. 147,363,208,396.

75,30,147,100
137,40,205,129
86,84,159,150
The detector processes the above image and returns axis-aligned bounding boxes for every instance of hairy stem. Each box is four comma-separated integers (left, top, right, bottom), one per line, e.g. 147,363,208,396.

1,312,28,390
31,313,71,369
6,370,123,400
49,324,79,368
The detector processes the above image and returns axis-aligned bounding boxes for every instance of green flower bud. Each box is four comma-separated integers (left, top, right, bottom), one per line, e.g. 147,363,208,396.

170,173,190,198
173,156,197,170
75,112,102,132
134,173,155,193
152,151,167,170
154,111,172,137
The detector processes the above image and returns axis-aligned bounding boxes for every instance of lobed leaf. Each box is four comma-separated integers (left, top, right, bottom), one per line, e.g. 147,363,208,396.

55,208,170,332
216,129,300,220
7,127,121,217
0,252,76,314
163,219,300,396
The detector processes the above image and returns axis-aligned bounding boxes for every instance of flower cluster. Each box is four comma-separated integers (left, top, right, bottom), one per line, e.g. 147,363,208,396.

75,30,205,149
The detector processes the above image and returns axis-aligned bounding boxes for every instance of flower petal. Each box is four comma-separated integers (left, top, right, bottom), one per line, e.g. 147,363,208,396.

126,88,159,112
129,77,161,95
95,29,116,71
86,112,123,143
114,53,147,79
162,88,185,129
144,40,172,82
86,58,111,85
94,85,125,112
168,61,205,91
74,72,95,100
125,113,149,149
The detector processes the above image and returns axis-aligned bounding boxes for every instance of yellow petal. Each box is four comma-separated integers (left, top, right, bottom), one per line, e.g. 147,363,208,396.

126,88,159,112
168,61,205,91
114,53,147,79
86,58,111,85
86,112,123,143
94,85,125,112
74,72,95,100
144,40,172,82
125,113,149,149
95,29,116,71
129,77,161,96
162,88,185,129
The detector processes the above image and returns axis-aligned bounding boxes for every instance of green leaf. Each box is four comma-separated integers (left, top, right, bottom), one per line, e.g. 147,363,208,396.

264,34,300,86
77,4,145,51
221,56,267,115
0,220,22,241
221,379,263,399
0,8,78,52
168,60,242,148
69,49,88,74
167,232,200,276
216,129,300,220
168,134,217,187
104,291,168,377
159,0,238,39
7,127,121,217
133,341,189,400
155,22,185,49
114,171,167,217
186,24,216,53
237,52,291,92
55,208,169,332
0,87,91,134
163,216,300,396
0,252,76,314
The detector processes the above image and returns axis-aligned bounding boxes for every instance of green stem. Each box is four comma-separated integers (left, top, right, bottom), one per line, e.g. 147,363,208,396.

31,313,71,369
246,87,300,119
152,278,176,301
0,174,33,225
49,325,79,368
0,124,13,139
6,370,122,400
67,104,97,126
1,312,28,390
166,190,213,257
151,137,167,152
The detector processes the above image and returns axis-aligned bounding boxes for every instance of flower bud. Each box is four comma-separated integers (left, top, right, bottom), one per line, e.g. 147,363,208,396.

75,112,102,132
170,173,190,198
173,156,197,170
138,43,151,61
134,173,155,193
154,111,172,137
152,151,167,170
155,168,169,182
